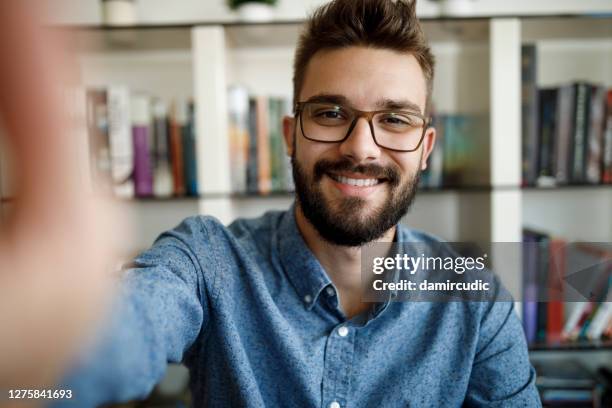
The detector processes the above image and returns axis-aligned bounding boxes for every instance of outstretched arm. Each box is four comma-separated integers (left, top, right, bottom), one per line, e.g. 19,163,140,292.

0,1,122,389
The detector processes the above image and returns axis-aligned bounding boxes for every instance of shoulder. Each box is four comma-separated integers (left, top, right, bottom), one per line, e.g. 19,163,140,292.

156,210,286,252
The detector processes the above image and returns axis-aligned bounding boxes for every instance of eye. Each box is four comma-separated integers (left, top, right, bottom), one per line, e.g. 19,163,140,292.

378,113,415,128
315,109,345,119
310,107,349,126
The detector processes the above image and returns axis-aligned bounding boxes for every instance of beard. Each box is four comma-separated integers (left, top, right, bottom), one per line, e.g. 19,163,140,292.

291,153,421,247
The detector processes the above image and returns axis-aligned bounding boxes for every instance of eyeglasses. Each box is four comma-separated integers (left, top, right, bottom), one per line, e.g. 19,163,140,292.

295,101,430,153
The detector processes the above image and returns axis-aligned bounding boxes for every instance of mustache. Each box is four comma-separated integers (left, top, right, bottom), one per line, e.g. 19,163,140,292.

313,158,401,187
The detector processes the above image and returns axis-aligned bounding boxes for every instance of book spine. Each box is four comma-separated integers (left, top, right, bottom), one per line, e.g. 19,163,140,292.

602,90,612,184
536,235,549,342
554,85,576,184
131,95,153,197
546,239,565,343
587,291,612,340
536,88,558,186
152,99,173,197
170,101,186,196
562,302,592,341
522,232,539,344
281,97,294,192
228,86,249,193
246,98,259,194
269,97,282,192
182,101,198,196
521,45,539,186
85,88,113,193
570,83,590,183
585,86,606,184
257,96,271,194
107,85,134,198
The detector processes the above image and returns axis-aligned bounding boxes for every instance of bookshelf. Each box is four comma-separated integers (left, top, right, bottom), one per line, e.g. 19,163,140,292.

2,7,612,350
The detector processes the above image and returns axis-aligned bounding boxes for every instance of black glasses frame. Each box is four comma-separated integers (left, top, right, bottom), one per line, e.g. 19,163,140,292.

294,101,431,153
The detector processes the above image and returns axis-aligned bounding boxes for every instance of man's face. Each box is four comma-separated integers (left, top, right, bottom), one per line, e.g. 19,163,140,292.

283,46,436,246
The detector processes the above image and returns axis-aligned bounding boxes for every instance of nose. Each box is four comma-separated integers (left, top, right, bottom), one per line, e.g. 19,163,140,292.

338,117,382,163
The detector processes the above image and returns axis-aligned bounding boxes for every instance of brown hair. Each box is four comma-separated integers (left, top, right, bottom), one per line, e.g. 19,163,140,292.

293,0,435,114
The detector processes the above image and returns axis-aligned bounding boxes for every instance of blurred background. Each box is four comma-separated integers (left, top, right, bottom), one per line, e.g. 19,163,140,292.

1,0,611,406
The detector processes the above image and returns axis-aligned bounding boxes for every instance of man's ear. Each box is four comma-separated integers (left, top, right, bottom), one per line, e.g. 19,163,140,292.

419,127,437,171
282,115,295,157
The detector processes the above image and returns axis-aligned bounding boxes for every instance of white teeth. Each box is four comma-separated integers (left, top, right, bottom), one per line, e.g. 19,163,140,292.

333,175,380,187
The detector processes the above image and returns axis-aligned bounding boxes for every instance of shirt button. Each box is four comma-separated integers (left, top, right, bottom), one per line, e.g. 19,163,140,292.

325,287,335,296
337,326,349,337
329,401,341,408
303,294,312,304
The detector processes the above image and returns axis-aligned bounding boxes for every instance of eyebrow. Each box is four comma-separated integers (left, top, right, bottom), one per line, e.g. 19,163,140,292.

304,93,423,114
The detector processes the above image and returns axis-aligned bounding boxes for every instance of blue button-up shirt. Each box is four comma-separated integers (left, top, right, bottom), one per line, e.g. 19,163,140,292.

56,206,541,407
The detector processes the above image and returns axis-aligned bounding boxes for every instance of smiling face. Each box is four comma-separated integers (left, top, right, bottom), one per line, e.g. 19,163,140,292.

283,46,436,246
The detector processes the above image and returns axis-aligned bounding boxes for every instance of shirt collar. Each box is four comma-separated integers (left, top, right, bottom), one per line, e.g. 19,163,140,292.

277,203,332,310
276,203,425,311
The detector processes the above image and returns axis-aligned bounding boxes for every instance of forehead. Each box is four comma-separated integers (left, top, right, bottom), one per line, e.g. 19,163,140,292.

299,46,427,113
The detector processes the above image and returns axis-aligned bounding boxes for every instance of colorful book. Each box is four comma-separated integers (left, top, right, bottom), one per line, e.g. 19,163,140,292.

228,86,250,193
256,96,271,194
562,302,593,341
131,94,153,197
182,101,198,196
522,230,540,344
546,238,565,343
268,97,284,191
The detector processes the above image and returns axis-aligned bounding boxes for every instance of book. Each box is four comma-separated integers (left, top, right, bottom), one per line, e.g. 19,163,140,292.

546,238,566,343
169,101,186,196
603,90,612,184
182,100,198,196
246,97,259,194
256,96,271,194
268,97,284,192
536,88,558,186
228,85,250,193
562,302,593,341
521,44,539,186
131,94,153,197
570,82,591,183
85,88,112,192
522,230,540,344
585,85,607,184
152,99,173,197
107,85,134,198
554,84,576,184
280,97,295,192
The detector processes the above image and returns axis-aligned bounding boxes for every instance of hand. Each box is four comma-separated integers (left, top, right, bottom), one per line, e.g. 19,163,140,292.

0,2,129,389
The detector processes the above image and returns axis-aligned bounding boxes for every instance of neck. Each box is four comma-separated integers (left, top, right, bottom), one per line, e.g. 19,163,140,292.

294,203,396,318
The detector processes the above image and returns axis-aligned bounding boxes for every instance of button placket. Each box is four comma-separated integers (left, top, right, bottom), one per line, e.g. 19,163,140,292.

321,323,356,408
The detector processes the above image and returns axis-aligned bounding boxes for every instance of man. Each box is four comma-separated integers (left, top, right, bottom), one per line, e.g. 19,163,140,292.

57,0,541,406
